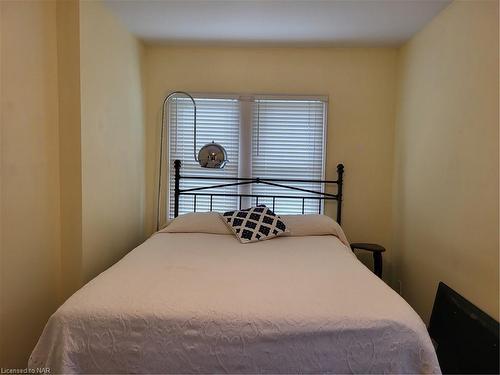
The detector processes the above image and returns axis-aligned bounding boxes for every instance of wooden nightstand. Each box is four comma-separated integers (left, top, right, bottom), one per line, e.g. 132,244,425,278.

350,243,386,278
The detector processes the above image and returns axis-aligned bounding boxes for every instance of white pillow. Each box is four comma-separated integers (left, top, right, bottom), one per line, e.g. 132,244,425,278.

280,214,350,246
159,212,232,235
158,212,349,247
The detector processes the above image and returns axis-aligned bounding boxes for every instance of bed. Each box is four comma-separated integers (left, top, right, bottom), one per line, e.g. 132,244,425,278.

29,161,440,374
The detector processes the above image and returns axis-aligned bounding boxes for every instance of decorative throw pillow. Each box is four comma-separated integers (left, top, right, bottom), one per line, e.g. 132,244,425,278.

221,205,288,243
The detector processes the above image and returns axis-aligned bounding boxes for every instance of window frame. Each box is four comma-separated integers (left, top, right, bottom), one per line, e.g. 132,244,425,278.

166,93,328,219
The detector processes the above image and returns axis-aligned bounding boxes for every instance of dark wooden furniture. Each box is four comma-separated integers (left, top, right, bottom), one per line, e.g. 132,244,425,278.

350,243,385,278
429,282,499,374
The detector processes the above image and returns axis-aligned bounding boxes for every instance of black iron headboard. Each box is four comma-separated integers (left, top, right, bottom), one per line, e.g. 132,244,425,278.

173,159,345,223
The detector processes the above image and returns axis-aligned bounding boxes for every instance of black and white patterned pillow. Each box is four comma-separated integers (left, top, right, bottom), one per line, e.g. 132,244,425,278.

221,205,288,243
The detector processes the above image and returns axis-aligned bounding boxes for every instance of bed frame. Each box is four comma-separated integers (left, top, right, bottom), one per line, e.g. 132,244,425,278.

172,159,345,224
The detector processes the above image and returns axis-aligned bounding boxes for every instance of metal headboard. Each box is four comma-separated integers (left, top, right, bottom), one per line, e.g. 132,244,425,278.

172,159,345,223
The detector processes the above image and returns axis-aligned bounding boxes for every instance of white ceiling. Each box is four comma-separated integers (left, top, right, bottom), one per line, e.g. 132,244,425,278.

104,0,451,46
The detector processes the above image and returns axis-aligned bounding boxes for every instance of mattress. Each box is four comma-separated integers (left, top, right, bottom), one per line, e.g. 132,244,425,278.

29,216,440,374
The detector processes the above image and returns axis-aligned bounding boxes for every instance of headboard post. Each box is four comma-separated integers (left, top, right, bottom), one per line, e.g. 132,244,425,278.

174,159,181,218
336,163,344,225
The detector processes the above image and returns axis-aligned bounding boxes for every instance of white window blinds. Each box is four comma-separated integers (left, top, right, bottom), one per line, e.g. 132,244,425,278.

251,99,326,214
168,97,239,218
167,95,326,218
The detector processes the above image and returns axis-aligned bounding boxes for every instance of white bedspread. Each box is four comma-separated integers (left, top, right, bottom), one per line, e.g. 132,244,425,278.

29,232,440,374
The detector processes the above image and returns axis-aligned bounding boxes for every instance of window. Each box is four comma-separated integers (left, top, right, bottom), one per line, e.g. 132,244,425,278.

251,99,326,214
168,94,327,218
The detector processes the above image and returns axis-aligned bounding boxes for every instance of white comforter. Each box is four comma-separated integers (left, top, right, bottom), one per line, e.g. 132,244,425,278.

29,226,440,373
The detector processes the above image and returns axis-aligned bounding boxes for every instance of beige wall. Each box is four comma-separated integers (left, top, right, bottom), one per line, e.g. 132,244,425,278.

1,0,498,368
144,46,398,280
80,0,146,282
394,0,499,322
57,0,83,300
1,0,147,366
0,0,61,366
